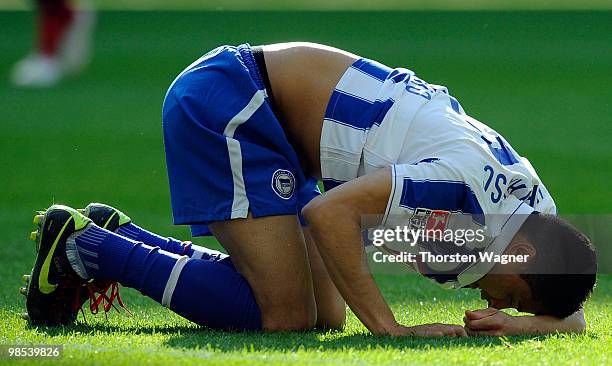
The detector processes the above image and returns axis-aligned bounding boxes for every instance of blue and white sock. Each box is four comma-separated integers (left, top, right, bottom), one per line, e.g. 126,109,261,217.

66,224,262,330
115,222,225,261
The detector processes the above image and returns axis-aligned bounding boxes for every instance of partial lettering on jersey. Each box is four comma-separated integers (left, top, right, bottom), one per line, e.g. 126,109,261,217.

322,57,556,288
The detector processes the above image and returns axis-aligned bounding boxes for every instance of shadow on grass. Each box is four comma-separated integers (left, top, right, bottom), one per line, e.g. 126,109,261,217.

26,321,562,352
25,322,198,336
163,329,550,352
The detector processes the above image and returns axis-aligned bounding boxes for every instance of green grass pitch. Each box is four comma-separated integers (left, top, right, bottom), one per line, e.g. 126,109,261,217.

0,10,611,366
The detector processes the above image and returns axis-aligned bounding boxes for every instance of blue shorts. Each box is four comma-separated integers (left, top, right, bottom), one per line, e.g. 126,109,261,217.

162,44,320,236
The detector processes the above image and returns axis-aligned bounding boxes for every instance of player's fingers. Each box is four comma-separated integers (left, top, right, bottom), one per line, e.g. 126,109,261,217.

453,325,468,337
464,315,503,331
436,324,467,337
465,307,498,320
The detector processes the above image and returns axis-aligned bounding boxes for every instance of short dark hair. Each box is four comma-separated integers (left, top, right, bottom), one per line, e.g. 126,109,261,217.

518,213,597,318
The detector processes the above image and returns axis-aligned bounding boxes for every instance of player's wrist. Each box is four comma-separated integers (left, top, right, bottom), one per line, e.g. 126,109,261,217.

525,313,586,335
519,315,560,335
367,318,403,336
382,323,410,336
513,315,535,335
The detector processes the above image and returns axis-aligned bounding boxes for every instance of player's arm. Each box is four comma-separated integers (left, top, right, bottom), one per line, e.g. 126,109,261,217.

464,307,586,336
302,167,466,337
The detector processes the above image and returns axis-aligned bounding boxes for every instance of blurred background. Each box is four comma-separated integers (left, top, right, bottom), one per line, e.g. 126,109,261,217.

0,1,610,283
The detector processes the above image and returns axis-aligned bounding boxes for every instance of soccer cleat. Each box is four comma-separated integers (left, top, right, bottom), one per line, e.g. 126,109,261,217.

21,204,131,325
11,1,96,88
23,205,91,325
10,54,64,88
81,203,131,232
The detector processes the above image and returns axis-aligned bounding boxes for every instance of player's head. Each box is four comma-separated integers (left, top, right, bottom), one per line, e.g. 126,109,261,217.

473,213,597,318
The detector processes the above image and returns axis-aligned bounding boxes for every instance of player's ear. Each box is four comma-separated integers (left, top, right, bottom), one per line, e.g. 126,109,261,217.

506,238,536,265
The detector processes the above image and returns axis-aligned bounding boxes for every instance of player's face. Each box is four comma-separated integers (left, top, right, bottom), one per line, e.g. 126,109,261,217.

472,274,544,314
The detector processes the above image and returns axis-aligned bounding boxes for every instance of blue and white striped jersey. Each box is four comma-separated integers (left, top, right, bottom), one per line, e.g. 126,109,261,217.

321,58,556,287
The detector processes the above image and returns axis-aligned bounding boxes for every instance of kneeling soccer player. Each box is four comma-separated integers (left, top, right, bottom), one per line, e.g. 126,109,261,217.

21,43,596,337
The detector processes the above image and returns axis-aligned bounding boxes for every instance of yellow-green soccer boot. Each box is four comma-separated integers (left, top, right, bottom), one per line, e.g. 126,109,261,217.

81,203,131,231
22,205,91,325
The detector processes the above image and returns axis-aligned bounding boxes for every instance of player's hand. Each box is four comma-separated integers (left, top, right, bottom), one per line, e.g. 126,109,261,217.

463,307,526,336
465,307,587,336
390,323,467,337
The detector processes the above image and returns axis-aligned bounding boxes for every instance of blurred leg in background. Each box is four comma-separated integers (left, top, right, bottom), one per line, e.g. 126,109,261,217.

11,0,96,87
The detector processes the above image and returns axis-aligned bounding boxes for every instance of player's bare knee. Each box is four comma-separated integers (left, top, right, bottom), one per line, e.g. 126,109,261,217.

260,302,317,331
253,283,317,331
316,305,346,330
264,315,316,332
